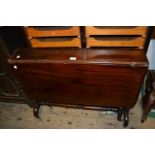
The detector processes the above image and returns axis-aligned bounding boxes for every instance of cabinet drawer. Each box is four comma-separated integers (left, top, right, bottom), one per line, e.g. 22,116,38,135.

85,26,147,36
86,36,145,48
25,26,80,38
30,37,81,48
0,77,18,97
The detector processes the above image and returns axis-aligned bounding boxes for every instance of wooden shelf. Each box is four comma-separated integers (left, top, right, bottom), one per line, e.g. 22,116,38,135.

30,37,81,48
25,26,80,38
85,26,147,36
86,36,145,48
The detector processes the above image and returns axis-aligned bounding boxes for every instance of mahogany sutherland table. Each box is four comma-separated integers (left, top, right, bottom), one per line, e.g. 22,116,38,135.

8,48,148,127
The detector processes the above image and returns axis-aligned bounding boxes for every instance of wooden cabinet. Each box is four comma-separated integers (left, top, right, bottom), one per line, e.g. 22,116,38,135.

24,26,81,48
85,26,148,49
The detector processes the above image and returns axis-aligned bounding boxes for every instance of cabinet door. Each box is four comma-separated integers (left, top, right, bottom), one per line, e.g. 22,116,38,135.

0,76,19,97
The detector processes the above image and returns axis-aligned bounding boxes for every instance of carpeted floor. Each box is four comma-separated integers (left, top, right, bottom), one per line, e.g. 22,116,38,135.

0,95,155,129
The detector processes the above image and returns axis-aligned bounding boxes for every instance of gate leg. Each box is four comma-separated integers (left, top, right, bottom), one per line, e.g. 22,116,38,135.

123,109,129,128
117,109,123,121
33,102,41,120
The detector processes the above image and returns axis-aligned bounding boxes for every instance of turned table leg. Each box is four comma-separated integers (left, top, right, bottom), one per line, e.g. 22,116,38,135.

117,109,123,121
123,109,129,127
33,102,41,120
117,108,129,127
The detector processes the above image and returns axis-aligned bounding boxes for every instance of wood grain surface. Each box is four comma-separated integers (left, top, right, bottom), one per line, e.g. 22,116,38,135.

30,37,81,48
8,48,148,109
25,26,80,38
86,36,145,48
85,26,147,36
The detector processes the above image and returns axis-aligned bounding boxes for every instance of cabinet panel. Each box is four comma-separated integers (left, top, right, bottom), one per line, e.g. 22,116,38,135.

25,26,80,38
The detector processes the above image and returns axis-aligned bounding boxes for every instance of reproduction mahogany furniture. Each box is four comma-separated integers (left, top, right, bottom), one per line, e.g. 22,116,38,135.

141,70,155,122
7,26,153,127
8,48,148,127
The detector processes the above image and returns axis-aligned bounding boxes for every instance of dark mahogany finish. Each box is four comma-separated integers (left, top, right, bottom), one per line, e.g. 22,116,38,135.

8,48,148,127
